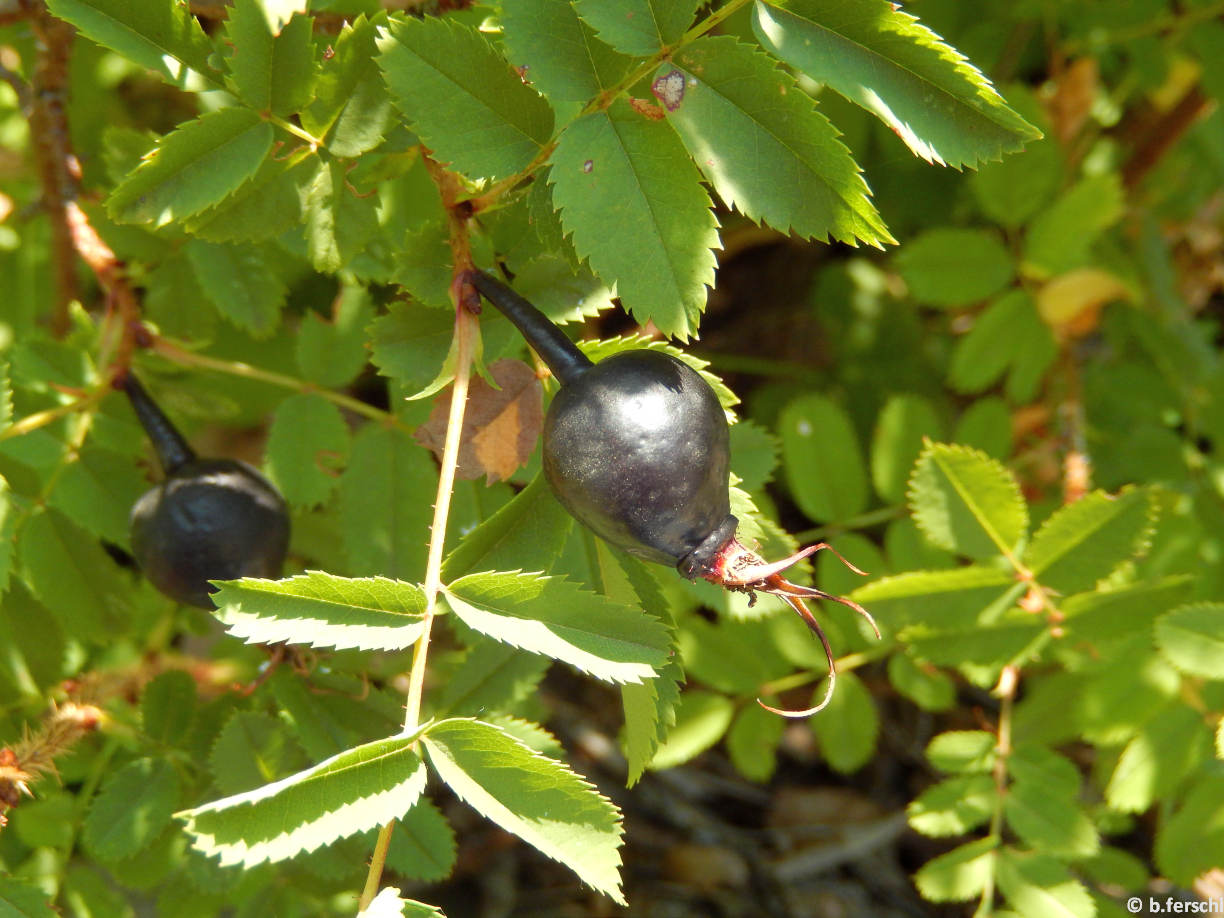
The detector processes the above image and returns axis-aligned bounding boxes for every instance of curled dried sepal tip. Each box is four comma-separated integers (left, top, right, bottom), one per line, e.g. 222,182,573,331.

702,540,877,718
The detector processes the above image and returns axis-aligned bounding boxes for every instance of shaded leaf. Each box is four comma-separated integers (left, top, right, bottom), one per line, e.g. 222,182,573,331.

265,393,350,508
752,0,1041,167
422,718,625,903
434,638,551,717
338,426,435,580
779,392,867,523
549,100,719,341
47,445,148,547
887,652,955,712
303,13,393,157
223,0,316,114
1004,781,1099,858
1105,703,1213,813
810,670,878,773
871,394,942,504
1023,173,1124,279
108,109,273,226
302,158,381,273
84,758,181,862
1155,774,1224,886
179,733,427,869
895,228,1014,308
184,239,286,338
211,572,428,652
949,290,1056,399
184,155,305,243
1155,602,1224,679
297,284,375,387
209,710,309,796
647,690,734,770
141,669,197,746
384,799,457,884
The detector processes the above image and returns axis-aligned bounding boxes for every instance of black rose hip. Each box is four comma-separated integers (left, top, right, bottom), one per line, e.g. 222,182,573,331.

468,270,878,716
122,373,290,609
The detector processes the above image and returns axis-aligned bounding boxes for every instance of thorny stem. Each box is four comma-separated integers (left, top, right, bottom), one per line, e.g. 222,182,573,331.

360,156,478,913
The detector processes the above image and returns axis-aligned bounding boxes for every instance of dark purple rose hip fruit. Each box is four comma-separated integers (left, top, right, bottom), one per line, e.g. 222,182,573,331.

469,270,877,715
122,373,290,609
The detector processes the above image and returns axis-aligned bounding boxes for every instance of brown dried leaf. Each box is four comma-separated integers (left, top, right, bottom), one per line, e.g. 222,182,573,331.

1044,57,1098,146
414,359,543,483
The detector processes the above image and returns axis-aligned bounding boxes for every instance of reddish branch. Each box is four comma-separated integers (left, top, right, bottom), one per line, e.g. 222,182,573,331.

1122,85,1214,189
20,0,80,338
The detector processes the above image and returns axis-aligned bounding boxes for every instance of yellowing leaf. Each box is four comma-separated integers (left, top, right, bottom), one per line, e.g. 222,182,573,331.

1036,267,1133,334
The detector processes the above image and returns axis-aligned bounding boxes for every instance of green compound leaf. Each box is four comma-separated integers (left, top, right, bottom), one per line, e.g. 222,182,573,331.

0,877,57,917
907,774,997,837
385,799,457,883
1024,488,1154,595
369,301,456,396
141,669,198,746
303,13,393,158
887,652,955,712
422,718,625,904
435,639,551,718
573,0,698,56
47,445,148,547
659,37,891,247
211,572,428,652
1155,774,1224,886
926,730,997,774
502,0,632,110
443,571,670,684
183,155,306,243
1060,576,1194,645
810,670,879,773
338,426,435,581
20,506,128,643
222,0,316,114
778,392,868,523
1155,603,1224,680
549,100,719,341
909,441,1027,560
914,836,997,903
1105,703,1211,814
895,227,1014,308
995,850,1095,918
209,710,309,796
83,758,181,862
184,239,287,338
302,158,381,273
1004,781,1099,858
45,0,222,89
108,108,273,226
647,689,734,771
752,0,1041,168
179,733,427,869
949,290,1057,400
1022,173,1124,279
264,393,350,508
851,566,1018,631
377,15,553,181
871,394,942,504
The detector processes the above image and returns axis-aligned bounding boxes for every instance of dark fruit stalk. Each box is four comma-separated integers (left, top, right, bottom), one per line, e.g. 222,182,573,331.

122,373,290,609
469,270,877,716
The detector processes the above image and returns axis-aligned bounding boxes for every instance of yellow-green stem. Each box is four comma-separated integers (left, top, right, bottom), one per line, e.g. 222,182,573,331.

148,337,408,430
358,305,477,913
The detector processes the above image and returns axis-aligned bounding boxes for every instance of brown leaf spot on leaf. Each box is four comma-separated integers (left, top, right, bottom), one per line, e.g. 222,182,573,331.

414,359,543,483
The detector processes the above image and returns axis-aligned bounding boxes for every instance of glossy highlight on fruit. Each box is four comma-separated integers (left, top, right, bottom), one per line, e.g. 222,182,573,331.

123,374,290,609
468,270,878,716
